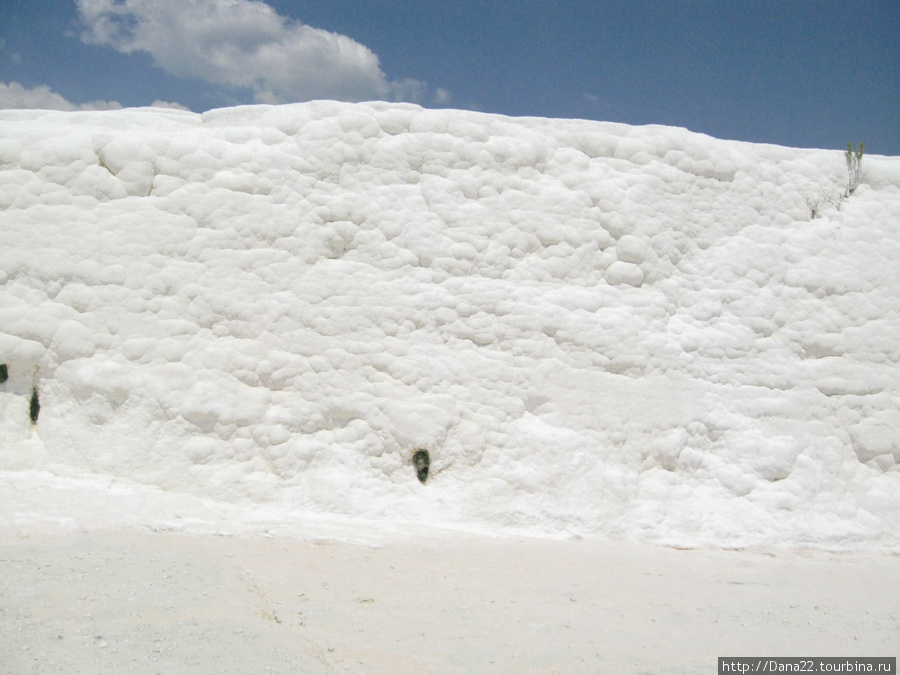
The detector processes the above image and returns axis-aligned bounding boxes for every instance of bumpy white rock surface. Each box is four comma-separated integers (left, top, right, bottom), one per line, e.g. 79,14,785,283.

1,101,898,547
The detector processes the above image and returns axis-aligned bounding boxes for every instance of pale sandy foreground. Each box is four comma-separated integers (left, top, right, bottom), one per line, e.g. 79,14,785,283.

1,473,898,674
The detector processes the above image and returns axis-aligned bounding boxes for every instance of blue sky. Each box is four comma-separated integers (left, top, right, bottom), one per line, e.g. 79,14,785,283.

1,0,898,154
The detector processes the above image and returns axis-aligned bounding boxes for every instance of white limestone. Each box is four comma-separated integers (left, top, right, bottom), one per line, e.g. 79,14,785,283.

1,101,898,547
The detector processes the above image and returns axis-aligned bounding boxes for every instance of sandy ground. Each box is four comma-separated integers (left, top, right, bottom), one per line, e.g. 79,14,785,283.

1,472,898,674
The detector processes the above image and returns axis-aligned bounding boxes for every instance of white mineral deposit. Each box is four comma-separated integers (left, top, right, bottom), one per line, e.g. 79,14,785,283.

1,102,898,672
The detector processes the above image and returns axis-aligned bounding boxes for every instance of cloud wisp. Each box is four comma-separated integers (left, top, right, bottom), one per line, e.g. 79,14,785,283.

76,0,444,106
0,81,123,111
0,81,192,112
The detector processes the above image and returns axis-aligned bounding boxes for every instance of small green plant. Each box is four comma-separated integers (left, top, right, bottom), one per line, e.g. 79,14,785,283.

30,387,40,424
412,449,430,483
845,142,864,195
0,364,7,383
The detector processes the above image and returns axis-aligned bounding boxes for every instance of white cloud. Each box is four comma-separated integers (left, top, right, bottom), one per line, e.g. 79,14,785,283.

433,88,453,105
0,81,123,111
75,0,429,105
150,100,192,112
0,82,191,112
388,78,428,105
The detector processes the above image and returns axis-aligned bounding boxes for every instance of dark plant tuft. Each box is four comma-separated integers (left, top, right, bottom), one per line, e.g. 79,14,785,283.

412,449,430,483
30,387,40,424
